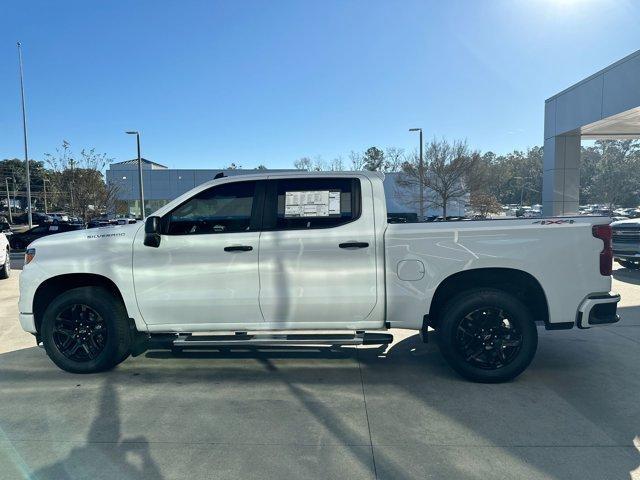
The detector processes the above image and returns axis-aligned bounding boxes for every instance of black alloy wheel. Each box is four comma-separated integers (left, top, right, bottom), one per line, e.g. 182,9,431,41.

52,304,108,361
42,286,132,373
436,288,538,383
454,307,523,370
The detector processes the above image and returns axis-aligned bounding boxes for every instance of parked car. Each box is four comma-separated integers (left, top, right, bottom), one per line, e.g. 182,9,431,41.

87,220,111,229
48,212,70,223
0,232,9,279
611,218,640,269
0,218,11,233
9,223,84,250
19,172,620,382
116,218,138,225
13,212,53,225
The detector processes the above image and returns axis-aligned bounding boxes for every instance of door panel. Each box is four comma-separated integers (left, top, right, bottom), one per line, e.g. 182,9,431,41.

258,177,378,326
133,180,263,326
133,231,261,325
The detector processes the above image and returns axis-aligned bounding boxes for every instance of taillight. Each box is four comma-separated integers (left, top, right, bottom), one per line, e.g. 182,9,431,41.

592,225,612,276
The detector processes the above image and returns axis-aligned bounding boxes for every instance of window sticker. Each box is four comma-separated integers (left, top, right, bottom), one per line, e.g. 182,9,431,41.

285,190,340,217
328,191,341,214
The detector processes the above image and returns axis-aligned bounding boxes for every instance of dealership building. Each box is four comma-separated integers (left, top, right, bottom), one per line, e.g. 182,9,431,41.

543,49,640,215
106,160,467,219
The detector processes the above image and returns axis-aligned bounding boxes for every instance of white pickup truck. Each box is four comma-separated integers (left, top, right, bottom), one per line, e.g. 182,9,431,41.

18,172,620,382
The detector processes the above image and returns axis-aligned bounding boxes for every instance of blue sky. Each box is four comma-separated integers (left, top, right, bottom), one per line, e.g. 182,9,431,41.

1,0,639,169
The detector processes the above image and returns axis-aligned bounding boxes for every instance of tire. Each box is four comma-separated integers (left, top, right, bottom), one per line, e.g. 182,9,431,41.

0,248,9,279
436,288,538,383
41,286,131,373
617,259,640,269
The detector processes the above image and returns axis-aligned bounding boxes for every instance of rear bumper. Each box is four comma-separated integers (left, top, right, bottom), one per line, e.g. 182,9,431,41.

576,293,620,329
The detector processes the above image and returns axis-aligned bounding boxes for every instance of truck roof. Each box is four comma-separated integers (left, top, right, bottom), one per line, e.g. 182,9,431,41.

197,170,385,189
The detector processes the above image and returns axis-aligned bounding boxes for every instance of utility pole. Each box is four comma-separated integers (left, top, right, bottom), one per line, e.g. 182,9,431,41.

43,177,49,214
11,172,16,212
69,159,75,215
17,42,33,228
4,179,12,224
126,131,145,219
409,128,425,219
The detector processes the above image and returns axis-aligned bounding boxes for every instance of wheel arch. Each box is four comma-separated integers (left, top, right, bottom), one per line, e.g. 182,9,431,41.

428,268,550,329
33,273,128,334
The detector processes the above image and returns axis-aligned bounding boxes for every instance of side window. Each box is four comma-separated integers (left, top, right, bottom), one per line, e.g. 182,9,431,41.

269,178,360,230
166,181,256,235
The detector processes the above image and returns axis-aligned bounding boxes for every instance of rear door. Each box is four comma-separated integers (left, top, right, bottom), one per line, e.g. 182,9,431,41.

258,176,378,328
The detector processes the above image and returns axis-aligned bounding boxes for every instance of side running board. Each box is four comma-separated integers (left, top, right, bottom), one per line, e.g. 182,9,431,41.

169,331,393,348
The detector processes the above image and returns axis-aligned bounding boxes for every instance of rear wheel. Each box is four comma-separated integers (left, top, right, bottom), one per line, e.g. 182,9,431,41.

436,288,538,383
41,287,131,373
0,248,9,279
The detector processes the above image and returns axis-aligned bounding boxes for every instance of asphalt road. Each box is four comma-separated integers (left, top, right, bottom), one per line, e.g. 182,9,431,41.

0,263,639,479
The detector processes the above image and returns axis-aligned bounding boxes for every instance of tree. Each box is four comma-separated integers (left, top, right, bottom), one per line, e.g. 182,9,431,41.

294,157,313,170
0,158,50,211
329,156,344,171
44,141,119,221
363,146,385,171
255,165,267,170
348,150,365,170
580,140,640,208
397,138,475,218
226,162,240,170
384,147,405,172
469,192,502,218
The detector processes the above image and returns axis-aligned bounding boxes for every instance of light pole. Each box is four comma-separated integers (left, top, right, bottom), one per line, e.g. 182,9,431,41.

409,128,424,219
17,42,33,228
43,177,49,214
514,176,526,207
4,178,12,224
126,131,145,219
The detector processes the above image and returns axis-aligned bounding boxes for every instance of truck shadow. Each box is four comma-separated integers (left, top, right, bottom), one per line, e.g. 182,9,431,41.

0,326,638,479
13,376,164,480
613,267,640,285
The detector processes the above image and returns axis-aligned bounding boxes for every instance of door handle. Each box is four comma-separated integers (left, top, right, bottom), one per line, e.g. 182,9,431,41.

224,245,253,252
339,242,369,249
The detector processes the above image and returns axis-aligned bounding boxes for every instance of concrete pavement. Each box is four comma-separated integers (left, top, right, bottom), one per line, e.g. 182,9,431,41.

0,264,638,479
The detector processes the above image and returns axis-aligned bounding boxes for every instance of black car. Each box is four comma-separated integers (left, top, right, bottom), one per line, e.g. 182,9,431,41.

8,223,85,250
0,219,10,233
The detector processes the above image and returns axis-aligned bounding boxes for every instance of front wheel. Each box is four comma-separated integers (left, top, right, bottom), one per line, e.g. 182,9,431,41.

436,288,538,383
41,287,131,373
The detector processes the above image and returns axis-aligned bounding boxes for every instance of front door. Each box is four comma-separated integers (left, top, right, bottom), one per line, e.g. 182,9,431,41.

258,177,379,328
133,180,264,329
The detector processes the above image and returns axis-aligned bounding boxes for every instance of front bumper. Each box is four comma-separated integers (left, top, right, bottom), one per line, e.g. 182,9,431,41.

576,293,621,329
19,313,36,333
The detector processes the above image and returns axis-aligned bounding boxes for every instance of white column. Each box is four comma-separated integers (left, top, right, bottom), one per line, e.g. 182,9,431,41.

542,134,580,216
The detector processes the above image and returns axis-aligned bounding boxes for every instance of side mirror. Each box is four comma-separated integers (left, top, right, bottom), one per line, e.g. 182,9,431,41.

144,216,162,248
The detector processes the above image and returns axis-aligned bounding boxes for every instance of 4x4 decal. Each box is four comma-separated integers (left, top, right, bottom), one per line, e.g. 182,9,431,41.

532,219,575,225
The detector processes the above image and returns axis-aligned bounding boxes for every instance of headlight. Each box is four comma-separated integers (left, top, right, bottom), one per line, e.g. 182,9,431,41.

25,248,36,265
